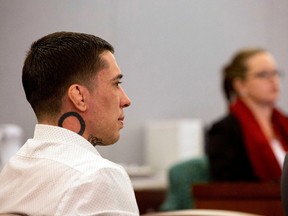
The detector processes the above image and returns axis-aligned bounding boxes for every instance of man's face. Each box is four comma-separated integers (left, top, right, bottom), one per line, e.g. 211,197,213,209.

86,51,131,145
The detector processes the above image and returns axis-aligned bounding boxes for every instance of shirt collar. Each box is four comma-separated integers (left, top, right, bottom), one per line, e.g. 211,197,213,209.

33,124,100,155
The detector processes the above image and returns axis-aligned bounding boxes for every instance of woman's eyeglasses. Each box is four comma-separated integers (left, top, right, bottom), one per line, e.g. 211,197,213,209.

250,70,283,80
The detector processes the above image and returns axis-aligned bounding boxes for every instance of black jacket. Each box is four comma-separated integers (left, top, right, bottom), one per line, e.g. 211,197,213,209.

206,114,259,182
281,154,288,216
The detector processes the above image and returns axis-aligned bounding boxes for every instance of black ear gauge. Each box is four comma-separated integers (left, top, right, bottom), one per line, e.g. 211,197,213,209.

58,112,85,135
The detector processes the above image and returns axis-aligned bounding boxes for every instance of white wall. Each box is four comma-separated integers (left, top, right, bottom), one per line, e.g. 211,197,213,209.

1,0,288,165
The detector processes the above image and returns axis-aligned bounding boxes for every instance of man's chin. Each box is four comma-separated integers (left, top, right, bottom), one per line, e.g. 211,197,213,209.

100,135,120,146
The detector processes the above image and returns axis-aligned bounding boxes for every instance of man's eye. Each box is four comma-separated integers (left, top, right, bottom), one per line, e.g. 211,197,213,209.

116,81,122,86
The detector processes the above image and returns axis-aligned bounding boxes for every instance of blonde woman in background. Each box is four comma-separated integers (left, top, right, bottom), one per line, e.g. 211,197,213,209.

206,48,288,182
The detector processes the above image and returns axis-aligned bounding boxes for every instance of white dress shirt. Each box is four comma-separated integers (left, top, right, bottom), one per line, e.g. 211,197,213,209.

0,124,139,216
270,139,286,169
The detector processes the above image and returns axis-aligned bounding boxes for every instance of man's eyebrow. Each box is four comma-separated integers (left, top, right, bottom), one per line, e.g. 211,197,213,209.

111,74,123,81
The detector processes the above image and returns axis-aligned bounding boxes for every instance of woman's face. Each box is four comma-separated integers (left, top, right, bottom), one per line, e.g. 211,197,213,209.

236,52,280,106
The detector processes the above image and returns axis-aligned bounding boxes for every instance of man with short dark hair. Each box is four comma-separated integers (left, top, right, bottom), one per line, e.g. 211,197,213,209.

0,32,139,215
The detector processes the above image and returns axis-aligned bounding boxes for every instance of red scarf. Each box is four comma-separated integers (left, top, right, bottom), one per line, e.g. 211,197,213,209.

230,99,288,181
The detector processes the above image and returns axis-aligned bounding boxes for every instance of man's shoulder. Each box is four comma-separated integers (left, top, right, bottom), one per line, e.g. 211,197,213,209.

74,155,127,176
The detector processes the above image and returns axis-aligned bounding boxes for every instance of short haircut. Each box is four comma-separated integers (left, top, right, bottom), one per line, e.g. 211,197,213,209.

22,31,114,119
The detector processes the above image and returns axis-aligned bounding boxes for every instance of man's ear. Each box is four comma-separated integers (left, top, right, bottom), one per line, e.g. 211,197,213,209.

67,84,88,112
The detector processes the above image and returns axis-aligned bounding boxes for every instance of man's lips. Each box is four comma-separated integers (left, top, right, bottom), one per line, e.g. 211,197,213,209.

118,116,124,127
